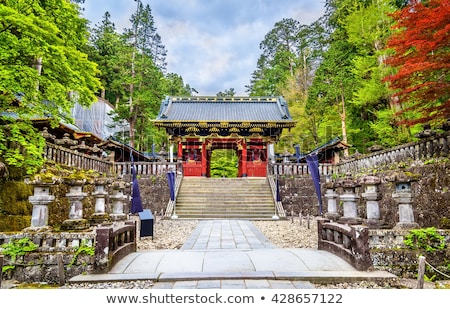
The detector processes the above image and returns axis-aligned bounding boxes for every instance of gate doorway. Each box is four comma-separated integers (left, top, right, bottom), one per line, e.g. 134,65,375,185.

209,149,238,178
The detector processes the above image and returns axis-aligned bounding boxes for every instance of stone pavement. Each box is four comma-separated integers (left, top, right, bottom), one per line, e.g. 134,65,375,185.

69,220,396,288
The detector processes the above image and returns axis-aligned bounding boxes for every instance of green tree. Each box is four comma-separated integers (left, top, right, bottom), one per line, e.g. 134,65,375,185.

105,1,168,151
164,73,196,96
0,0,101,175
216,88,236,97
86,11,125,103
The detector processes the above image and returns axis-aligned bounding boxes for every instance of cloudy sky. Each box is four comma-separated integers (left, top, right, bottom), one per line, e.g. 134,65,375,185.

81,0,326,96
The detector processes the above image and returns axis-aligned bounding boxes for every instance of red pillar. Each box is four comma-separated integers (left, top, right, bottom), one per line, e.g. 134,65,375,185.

201,141,207,176
177,140,183,160
241,141,247,177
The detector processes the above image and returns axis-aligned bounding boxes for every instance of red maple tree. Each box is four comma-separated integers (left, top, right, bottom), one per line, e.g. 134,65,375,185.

383,0,450,126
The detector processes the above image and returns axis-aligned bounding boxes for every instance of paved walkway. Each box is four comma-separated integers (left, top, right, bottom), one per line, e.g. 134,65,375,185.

69,220,396,288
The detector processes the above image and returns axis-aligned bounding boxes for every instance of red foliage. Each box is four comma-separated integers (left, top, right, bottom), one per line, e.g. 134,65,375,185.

383,0,450,126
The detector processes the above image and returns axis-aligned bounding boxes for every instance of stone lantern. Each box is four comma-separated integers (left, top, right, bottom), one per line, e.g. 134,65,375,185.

109,177,129,221
281,149,292,163
392,177,419,229
324,175,339,221
26,174,60,231
360,174,384,228
61,178,89,230
337,172,362,225
90,177,112,225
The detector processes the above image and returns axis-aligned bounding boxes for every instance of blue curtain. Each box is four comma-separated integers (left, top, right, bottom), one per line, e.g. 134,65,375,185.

306,153,323,215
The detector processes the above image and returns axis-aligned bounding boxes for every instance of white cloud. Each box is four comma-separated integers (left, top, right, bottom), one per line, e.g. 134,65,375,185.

81,0,326,96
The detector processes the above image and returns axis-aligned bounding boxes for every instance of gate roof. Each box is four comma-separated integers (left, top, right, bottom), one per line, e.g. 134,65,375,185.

155,96,295,124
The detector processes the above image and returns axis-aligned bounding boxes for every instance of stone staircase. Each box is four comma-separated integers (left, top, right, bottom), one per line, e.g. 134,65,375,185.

173,177,277,219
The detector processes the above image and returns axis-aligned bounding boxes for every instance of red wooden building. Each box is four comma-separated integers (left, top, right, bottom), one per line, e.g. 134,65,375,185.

154,96,296,177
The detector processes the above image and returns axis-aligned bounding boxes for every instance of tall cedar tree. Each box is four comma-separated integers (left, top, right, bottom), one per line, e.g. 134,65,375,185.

383,0,450,126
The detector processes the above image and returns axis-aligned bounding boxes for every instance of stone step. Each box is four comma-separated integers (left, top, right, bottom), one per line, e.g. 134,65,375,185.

174,177,276,219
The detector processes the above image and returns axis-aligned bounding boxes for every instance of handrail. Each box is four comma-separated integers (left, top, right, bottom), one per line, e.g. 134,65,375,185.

164,172,183,218
266,174,286,218
317,218,372,271
94,221,136,273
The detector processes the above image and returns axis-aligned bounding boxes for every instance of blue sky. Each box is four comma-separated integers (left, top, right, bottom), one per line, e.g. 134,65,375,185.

81,0,326,96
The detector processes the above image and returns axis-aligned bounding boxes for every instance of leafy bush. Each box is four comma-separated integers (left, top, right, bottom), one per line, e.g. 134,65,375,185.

0,237,38,272
403,227,446,252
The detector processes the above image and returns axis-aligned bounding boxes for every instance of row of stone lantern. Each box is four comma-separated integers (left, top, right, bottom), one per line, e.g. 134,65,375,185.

26,175,130,231
324,172,419,229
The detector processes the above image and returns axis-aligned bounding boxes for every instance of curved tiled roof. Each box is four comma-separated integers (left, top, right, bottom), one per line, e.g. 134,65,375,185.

155,96,294,123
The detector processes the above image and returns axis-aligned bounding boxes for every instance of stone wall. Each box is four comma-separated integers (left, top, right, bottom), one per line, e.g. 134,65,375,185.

0,231,96,284
124,174,171,216
278,162,450,229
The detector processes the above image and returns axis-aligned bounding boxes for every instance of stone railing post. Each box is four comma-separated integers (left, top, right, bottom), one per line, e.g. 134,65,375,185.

94,226,113,273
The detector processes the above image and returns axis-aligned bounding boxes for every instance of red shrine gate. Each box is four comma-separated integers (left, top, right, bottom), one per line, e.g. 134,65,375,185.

178,137,267,177
153,96,296,177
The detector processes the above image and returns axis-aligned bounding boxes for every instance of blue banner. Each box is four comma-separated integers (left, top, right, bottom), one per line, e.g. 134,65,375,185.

306,153,323,215
167,171,176,201
294,144,301,163
130,155,143,214
276,175,281,202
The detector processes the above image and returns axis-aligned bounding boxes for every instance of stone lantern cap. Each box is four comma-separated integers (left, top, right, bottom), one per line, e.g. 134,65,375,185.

111,177,129,189
359,174,381,186
384,170,419,184
337,172,359,188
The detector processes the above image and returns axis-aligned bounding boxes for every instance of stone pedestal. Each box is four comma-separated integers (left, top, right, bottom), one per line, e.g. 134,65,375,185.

360,175,384,228
337,173,363,225
62,181,89,230
109,179,128,221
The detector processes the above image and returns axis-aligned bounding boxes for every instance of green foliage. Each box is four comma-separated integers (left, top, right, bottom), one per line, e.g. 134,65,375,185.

0,0,101,174
0,121,46,175
403,227,446,252
1,237,38,272
68,239,94,267
210,149,238,178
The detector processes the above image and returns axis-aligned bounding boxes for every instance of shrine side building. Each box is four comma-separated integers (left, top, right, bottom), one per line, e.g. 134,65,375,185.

153,96,296,177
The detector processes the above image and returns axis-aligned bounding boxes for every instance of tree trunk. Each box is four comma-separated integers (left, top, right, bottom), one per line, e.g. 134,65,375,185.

340,89,349,157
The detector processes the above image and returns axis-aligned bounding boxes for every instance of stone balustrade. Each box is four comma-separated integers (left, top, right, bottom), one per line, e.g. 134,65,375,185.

317,218,372,271
336,132,450,174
